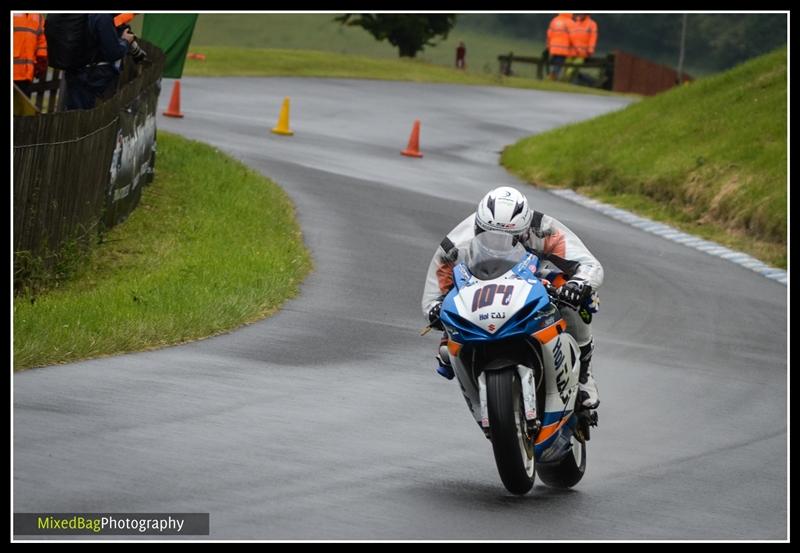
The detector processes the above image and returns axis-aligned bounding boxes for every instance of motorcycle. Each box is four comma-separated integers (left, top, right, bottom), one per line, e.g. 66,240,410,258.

432,230,597,495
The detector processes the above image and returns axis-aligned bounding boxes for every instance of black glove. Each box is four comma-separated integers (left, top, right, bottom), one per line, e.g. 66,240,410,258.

558,280,590,310
428,302,444,331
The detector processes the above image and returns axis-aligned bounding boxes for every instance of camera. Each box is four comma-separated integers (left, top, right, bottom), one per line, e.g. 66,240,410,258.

128,38,149,64
117,24,150,65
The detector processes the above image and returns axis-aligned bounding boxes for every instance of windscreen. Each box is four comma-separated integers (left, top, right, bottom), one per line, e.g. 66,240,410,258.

466,230,527,280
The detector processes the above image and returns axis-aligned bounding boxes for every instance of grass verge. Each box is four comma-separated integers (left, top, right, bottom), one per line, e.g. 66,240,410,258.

180,46,621,96
13,131,312,370
501,47,787,268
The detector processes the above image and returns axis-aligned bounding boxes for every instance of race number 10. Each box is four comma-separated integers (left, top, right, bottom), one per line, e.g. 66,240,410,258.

471,284,514,312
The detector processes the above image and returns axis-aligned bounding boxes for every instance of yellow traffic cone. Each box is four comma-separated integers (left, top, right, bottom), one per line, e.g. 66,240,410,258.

271,97,294,136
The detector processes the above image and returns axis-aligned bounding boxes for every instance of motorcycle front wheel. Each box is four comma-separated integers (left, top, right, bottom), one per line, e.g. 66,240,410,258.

486,369,535,495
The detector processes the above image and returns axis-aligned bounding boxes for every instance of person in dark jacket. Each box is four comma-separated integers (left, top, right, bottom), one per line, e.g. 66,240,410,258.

62,13,134,110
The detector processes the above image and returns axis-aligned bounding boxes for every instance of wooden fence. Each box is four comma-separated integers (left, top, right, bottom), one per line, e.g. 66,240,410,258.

13,42,165,282
497,49,692,95
498,51,615,89
25,68,66,113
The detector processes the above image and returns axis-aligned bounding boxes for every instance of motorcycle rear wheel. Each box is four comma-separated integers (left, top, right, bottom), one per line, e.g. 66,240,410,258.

486,369,535,495
536,430,586,488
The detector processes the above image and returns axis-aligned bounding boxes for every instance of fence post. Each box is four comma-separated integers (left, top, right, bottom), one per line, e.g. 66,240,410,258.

56,74,67,112
602,53,615,90
677,13,688,84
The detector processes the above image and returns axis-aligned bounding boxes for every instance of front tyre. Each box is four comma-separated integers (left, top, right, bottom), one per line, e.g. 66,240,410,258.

486,369,535,495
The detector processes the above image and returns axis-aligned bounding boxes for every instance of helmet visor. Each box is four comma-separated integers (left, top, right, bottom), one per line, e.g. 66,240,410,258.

466,230,527,280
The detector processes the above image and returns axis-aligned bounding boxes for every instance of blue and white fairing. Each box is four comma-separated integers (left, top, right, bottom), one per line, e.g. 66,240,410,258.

437,232,581,465
440,253,557,343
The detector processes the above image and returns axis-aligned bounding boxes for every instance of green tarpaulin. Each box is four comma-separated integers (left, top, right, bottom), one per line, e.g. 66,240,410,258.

141,14,198,78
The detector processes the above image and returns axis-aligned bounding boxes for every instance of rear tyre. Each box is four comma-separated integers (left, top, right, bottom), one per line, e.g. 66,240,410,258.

536,431,586,488
486,369,535,495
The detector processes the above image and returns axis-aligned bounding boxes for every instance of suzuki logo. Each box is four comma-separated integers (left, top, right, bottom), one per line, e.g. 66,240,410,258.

488,324,496,332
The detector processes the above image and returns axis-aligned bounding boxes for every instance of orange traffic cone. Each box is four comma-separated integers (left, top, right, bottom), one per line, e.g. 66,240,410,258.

401,119,423,158
271,97,294,136
163,80,184,118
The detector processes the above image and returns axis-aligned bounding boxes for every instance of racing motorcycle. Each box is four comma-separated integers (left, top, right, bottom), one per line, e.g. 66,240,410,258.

431,230,597,495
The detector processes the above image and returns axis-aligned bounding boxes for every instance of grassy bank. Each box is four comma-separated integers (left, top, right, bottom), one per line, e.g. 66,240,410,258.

13,132,312,370
179,46,618,96
502,48,787,268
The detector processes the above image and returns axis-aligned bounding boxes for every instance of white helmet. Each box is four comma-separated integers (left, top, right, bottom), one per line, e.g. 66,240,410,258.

475,186,533,237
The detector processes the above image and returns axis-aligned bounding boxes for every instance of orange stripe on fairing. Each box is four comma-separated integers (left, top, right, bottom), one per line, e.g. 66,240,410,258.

532,318,567,344
448,340,462,357
534,415,571,445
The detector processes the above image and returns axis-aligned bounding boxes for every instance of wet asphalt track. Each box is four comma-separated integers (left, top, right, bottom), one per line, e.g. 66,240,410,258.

14,78,787,540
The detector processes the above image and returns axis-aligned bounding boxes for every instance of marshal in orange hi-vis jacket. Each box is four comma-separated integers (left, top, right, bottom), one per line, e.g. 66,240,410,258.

546,13,576,57
571,14,598,58
13,13,48,83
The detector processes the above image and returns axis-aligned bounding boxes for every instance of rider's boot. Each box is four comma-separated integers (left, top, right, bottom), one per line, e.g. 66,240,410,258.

577,339,600,410
435,334,454,380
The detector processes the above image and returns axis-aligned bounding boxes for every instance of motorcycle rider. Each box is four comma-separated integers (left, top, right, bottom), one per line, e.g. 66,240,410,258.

421,186,603,410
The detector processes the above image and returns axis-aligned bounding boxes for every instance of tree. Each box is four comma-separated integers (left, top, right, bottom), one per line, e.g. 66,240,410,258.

335,14,457,58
